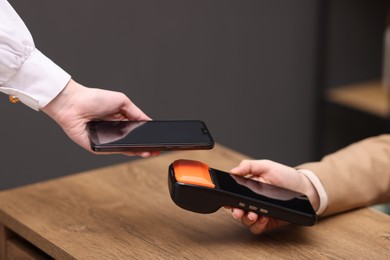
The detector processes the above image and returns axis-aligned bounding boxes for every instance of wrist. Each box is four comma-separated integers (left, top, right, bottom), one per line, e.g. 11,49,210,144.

42,79,81,123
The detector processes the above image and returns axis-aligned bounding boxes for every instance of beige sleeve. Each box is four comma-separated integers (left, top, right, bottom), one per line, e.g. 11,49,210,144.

298,134,390,216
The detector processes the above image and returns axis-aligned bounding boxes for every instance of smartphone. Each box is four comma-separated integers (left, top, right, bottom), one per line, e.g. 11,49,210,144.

87,120,215,152
168,160,318,226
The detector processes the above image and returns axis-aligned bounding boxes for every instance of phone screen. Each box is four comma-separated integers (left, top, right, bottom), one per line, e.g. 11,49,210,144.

87,120,214,152
212,169,315,213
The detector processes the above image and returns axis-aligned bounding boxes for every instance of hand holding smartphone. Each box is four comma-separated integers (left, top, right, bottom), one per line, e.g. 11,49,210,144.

87,120,215,152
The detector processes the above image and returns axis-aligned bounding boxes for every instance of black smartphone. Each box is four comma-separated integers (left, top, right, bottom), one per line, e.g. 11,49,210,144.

87,120,215,152
168,160,318,226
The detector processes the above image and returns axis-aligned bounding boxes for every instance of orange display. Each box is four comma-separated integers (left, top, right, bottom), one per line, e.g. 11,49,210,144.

173,160,215,188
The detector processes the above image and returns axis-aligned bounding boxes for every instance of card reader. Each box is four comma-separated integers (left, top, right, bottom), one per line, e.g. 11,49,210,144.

168,159,318,226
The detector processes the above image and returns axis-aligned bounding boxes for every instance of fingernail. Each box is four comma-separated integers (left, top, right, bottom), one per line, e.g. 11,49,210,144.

140,152,150,157
232,211,240,219
230,167,239,173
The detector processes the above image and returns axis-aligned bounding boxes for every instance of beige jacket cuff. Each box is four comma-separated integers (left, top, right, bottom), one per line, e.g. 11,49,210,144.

299,135,390,216
297,169,328,215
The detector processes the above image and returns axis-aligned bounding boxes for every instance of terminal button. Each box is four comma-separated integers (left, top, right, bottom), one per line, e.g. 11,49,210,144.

249,205,258,211
259,208,269,214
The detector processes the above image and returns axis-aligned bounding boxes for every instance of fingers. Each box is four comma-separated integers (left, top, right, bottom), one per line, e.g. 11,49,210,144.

232,208,245,219
119,93,151,121
230,160,255,177
230,159,271,176
241,212,259,225
230,159,304,191
137,151,161,157
248,216,269,235
91,150,160,157
232,208,270,235
240,211,269,235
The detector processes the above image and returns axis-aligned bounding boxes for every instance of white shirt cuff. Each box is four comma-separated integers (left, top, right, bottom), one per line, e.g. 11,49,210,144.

0,48,71,110
297,169,329,215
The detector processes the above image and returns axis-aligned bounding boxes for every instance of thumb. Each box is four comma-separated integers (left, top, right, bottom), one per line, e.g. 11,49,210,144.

230,159,253,176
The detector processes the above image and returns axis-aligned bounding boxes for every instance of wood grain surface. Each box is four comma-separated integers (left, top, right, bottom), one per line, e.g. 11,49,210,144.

0,144,390,259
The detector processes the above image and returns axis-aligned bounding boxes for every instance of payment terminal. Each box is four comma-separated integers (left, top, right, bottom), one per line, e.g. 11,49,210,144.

168,159,317,226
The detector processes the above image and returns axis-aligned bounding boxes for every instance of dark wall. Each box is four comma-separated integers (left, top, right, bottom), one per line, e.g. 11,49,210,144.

325,0,390,87
320,0,390,155
0,0,321,190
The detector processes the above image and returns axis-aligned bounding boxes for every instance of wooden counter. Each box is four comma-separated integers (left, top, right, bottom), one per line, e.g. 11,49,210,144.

1,144,390,259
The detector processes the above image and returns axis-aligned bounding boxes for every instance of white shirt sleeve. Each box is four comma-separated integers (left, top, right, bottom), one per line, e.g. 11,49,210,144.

0,0,71,110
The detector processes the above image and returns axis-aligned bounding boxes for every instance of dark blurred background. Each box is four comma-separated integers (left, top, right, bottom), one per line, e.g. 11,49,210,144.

1,0,389,190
